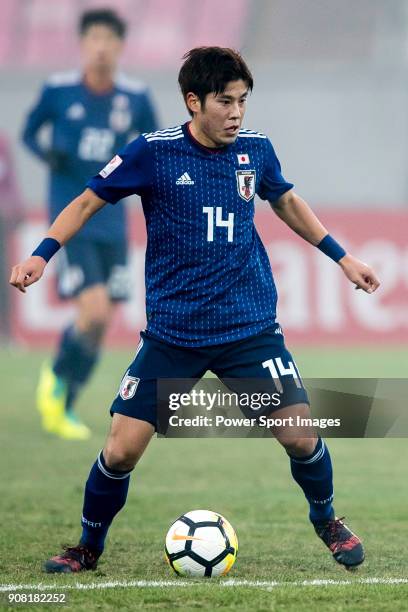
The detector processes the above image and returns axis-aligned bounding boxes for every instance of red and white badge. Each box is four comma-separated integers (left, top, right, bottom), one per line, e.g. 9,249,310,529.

237,153,250,165
119,370,140,400
236,170,256,201
99,154,123,178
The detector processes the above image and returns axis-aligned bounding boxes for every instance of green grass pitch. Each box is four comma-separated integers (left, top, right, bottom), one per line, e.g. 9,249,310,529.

1,346,407,610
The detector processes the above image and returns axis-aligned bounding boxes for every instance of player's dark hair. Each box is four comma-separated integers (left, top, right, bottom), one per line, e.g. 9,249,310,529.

178,47,253,116
79,8,127,39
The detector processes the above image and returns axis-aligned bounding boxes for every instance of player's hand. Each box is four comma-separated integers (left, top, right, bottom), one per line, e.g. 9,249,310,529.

338,254,380,294
9,256,47,293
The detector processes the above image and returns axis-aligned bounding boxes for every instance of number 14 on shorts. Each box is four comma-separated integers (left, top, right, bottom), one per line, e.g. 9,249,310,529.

262,358,303,393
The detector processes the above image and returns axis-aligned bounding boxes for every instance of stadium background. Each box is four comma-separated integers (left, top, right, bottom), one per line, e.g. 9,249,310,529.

1,1,407,610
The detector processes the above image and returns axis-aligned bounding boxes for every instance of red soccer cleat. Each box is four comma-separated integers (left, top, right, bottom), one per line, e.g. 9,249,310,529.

44,544,100,573
314,516,365,569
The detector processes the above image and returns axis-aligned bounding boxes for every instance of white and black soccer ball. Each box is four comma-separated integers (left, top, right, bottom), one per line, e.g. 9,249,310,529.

165,509,238,577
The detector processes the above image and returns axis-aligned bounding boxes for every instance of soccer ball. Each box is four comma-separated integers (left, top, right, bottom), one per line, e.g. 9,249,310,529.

165,509,238,577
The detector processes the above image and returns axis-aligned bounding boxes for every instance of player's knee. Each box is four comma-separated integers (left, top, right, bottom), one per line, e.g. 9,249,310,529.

103,431,145,471
87,298,112,328
77,287,113,334
281,437,317,458
103,444,139,472
83,319,109,346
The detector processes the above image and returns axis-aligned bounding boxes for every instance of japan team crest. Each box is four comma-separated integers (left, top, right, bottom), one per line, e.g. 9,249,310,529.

236,170,256,202
119,370,140,400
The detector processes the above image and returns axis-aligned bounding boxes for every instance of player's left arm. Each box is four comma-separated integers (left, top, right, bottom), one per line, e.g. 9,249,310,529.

270,189,380,294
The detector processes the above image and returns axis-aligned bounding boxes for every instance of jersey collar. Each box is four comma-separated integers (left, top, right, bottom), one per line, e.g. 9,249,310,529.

183,122,232,155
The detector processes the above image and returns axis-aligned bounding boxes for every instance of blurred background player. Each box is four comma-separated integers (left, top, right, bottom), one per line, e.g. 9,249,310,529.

21,8,158,440
0,132,25,345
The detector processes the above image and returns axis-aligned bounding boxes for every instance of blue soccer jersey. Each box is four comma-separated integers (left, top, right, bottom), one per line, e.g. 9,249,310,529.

22,70,158,242
87,123,293,346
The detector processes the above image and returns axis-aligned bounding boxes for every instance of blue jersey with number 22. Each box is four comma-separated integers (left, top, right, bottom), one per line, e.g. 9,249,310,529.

22,70,157,242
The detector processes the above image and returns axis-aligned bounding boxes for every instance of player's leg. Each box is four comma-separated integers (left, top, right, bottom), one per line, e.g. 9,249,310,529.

79,413,154,552
56,240,129,416
37,240,115,439
44,331,210,572
44,414,154,573
270,401,364,569
212,324,364,569
65,283,115,406
211,325,336,518
40,283,113,440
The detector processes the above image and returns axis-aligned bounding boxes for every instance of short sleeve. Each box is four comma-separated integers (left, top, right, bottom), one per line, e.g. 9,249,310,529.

257,138,294,202
87,135,153,204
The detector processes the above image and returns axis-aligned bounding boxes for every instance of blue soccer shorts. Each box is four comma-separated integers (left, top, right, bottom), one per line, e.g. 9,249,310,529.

56,237,129,301
110,324,309,430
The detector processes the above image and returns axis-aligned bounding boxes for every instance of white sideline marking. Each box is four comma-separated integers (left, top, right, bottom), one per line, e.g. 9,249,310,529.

1,578,408,592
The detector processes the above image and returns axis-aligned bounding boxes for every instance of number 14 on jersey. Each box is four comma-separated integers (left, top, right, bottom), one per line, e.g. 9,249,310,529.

203,206,234,243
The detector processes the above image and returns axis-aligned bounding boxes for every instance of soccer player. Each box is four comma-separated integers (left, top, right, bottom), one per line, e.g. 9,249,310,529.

21,9,158,440
11,47,379,572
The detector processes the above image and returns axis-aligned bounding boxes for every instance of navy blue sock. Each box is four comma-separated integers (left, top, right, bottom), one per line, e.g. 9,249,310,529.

53,324,99,409
80,451,132,553
289,437,334,524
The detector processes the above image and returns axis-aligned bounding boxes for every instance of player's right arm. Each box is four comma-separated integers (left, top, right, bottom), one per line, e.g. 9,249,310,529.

11,135,153,294
10,188,105,293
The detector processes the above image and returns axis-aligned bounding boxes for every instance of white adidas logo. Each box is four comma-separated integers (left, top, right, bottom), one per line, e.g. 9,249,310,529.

176,172,195,185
